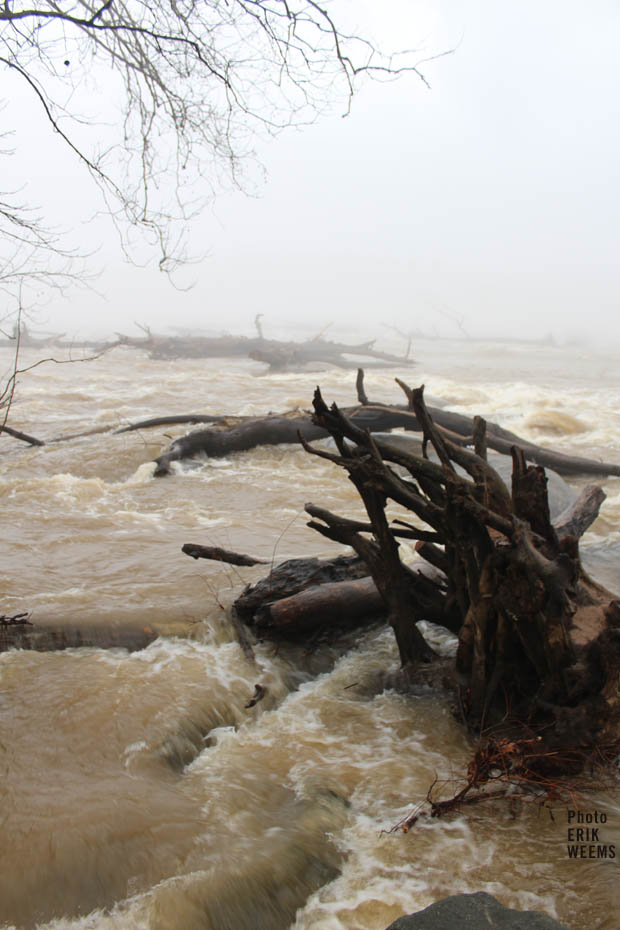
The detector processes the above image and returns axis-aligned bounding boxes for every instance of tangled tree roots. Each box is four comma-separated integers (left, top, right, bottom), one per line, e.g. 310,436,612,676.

391,730,620,832
302,381,620,788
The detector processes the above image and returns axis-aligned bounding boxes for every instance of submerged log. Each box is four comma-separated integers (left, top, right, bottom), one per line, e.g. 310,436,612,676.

253,576,385,635
152,371,620,478
153,407,424,475
0,424,45,446
233,554,369,625
0,621,157,653
385,373,620,478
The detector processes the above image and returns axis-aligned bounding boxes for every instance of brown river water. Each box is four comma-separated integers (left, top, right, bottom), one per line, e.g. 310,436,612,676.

2,337,620,930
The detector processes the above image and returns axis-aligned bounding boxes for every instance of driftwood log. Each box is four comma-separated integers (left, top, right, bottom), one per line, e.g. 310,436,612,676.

153,407,423,475
0,620,157,653
153,371,620,478
254,577,384,634
181,548,384,639
233,554,369,619
109,328,413,370
182,544,268,566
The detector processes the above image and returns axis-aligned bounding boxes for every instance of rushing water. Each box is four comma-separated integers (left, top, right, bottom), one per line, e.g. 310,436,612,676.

2,337,620,930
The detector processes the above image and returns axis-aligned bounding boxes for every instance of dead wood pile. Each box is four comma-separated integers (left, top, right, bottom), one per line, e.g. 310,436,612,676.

183,377,620,797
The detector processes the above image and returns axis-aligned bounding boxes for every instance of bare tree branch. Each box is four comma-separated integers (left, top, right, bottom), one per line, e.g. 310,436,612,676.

1,0,436,272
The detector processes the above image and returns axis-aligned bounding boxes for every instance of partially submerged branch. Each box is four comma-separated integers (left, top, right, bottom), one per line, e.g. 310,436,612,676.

0,423,44,446
151,370,620,478
182,544,267,566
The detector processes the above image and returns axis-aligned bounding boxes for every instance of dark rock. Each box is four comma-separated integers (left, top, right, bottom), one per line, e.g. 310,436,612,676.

385,892,570,930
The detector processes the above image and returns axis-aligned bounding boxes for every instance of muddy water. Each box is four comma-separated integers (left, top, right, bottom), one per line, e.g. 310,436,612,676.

2,338,620,930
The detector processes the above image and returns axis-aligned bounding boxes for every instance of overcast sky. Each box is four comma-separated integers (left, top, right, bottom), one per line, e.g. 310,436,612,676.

10,0,620,344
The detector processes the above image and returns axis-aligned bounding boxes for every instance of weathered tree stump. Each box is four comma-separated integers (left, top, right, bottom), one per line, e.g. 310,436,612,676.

301,383,620,760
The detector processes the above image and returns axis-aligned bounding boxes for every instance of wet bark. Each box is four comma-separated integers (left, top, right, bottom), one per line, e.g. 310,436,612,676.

152,407,428,475
252,577,385,635
0,424,45,446
154,415,329,475
233,554,369,624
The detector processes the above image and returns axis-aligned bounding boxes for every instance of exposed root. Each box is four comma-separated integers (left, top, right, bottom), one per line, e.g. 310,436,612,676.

390,730,620,833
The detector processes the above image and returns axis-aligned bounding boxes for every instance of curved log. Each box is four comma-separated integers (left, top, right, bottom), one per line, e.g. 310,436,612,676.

152,372,620,478
153,407,421,475
154,415,328,475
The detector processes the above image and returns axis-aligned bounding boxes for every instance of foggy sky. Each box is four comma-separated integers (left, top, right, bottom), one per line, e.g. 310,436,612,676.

13,0,620,344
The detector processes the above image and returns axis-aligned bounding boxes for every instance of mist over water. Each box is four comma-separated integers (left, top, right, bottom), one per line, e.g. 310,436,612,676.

11,0,617,348
1,336,620,930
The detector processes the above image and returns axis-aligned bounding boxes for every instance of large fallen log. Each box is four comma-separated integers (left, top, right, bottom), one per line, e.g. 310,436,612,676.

111,328,413,369
153,407,419,475
247,337,412,371
152,372,620,478
381,373,620,478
